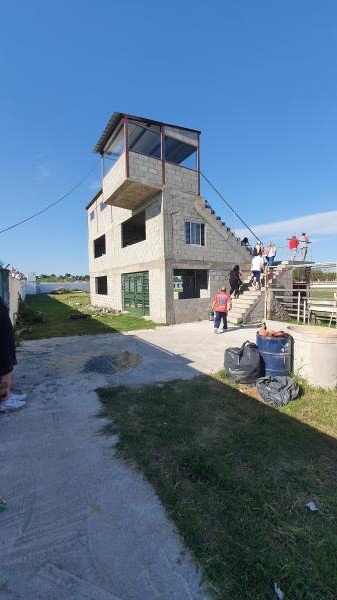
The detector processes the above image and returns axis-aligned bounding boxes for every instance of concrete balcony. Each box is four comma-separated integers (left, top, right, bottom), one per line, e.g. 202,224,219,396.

103,152,163,211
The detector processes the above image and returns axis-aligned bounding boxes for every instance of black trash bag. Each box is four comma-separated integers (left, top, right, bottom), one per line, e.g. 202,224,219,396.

224,340,261,383
256,376,299,407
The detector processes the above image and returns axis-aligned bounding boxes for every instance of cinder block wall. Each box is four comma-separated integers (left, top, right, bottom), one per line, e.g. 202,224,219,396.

88,188,168,322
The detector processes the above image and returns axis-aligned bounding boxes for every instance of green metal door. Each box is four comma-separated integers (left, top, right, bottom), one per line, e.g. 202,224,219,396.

122,271,149,316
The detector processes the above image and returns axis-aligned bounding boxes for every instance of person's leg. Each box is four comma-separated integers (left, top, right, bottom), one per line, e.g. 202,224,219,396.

214,311,221,332
0,370,26,412
255,271,261,289
222,312,228,331
252,271,260,289
0,372,12,401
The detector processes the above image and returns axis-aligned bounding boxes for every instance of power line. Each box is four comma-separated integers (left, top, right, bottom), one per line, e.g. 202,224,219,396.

200,171,260,242
0,160,100,235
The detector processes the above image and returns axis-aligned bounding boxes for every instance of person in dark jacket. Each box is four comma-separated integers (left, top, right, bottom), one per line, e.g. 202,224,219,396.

0,297,26,412
229,265,242,298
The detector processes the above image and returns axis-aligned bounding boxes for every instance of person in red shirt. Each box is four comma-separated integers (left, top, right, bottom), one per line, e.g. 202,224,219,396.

288,235,299,261
211,287,231,333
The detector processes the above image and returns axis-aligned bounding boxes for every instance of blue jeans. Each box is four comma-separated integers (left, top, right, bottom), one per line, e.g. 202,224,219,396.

214,312,227,330
266,256,274,266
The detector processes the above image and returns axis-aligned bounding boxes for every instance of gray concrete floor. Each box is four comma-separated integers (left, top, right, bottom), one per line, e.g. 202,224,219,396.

0,321,258,599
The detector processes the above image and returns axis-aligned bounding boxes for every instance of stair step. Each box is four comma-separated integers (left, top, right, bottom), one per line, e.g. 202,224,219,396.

229,309,246,318
231,300,255,309
240,291,261,299
228,316,244,324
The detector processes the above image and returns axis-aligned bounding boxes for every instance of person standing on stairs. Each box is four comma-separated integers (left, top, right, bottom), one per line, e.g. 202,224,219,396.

253,240,263,256
251,252,264,290
229,265,242,299
211,287,231,333
265,242,277,266
288,235,299,261
299,233,309,261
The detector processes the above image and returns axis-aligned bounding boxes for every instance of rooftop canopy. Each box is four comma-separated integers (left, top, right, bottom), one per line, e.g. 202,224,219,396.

93,112,200,155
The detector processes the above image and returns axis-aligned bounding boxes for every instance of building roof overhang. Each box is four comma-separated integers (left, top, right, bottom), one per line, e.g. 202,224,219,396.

93,112,200,154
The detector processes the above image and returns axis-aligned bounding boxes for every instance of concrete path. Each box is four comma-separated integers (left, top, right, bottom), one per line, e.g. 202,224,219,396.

0,321,258,599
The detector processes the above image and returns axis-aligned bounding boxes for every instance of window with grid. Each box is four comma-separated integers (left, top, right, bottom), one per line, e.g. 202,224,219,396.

185,221,205,246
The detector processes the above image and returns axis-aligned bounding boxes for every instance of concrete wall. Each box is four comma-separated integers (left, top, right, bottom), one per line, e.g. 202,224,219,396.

1,268,26,323
129,153,162,189
162,186,251,324
88,188,168,322
102,153,126,203
35,282,89,294
9,278,26,323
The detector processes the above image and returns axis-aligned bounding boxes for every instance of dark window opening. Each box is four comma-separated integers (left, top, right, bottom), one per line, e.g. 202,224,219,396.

94,234,106,258
185,221,205,245
122,211,146,248
96,276,107,295
128,122,161,159
173,269,208,299
165,137,197,170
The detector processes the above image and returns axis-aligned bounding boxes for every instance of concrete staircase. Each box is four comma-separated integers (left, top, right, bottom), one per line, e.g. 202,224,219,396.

193,196,252,266
228,262,292,325
193,196,294,325
228,286,264,325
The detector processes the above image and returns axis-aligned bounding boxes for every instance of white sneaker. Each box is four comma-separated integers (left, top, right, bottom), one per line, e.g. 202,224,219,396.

213,328,219,334
10,392,27,402
0,395,26,412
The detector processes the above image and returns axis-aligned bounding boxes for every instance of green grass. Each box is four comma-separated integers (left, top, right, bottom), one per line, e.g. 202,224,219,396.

17,292,158,339
98,376,337,600
310,289,336,301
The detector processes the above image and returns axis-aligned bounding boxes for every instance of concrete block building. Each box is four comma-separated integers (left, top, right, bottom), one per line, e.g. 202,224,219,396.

86,113,251,324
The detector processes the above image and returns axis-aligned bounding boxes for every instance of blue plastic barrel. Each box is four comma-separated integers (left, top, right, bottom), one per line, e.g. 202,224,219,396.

256,333,292,377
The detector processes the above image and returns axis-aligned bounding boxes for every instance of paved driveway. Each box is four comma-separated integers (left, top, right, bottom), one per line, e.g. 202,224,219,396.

0,321,258,599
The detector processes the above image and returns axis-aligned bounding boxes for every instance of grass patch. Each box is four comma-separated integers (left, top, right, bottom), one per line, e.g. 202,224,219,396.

98,376,337,599
17,292,158,339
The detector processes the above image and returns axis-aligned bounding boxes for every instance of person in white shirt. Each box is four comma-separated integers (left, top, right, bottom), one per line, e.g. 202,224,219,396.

251,254,264,290
299,233,309,261
266,242,277,266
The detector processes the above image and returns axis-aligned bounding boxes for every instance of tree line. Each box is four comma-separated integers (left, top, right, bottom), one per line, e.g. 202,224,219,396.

36,274,89,282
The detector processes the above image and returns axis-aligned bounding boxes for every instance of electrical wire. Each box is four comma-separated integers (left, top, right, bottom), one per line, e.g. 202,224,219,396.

200,171,261,242
0,160,100,235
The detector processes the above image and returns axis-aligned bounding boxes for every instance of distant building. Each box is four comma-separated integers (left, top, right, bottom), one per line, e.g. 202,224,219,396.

86,112,251,324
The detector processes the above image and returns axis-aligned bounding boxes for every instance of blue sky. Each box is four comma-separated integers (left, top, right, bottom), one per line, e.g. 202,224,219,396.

1,0,336,274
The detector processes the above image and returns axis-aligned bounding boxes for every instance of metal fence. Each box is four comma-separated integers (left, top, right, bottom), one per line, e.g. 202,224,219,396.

265,262,337,327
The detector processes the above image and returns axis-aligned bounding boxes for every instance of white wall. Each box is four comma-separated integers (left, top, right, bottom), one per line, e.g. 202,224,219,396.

35,282,90,294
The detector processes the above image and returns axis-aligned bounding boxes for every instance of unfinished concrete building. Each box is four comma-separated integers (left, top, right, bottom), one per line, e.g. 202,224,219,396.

86,113,251,324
